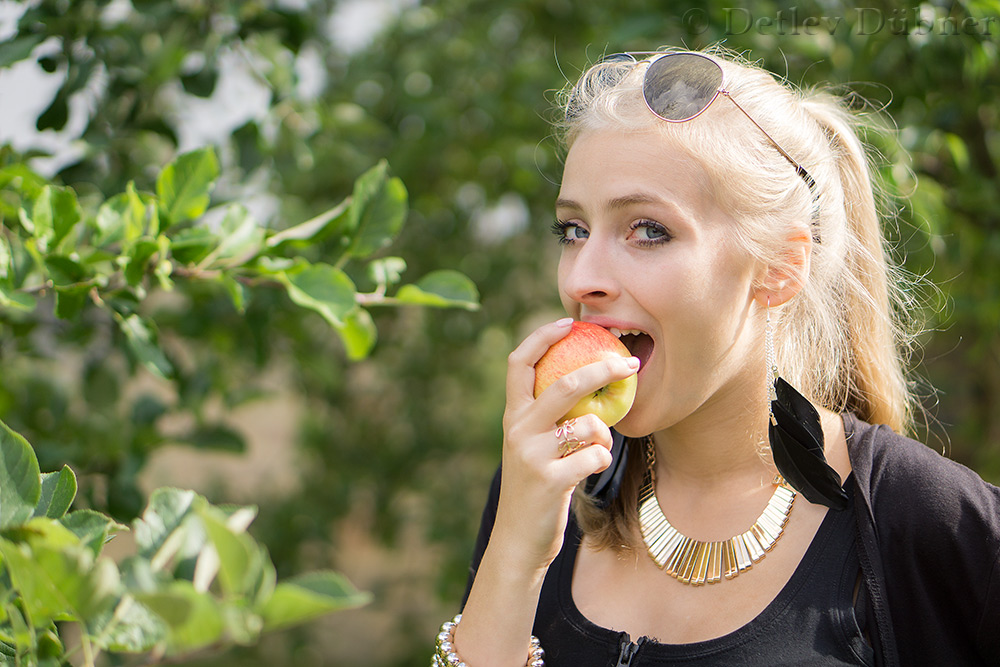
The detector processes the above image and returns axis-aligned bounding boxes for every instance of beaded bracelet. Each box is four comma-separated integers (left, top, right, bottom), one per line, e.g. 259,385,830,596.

433,613,545,667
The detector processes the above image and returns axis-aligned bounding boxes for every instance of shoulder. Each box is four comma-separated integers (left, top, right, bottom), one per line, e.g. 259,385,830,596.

845,413,1000,523
846,414,1000,660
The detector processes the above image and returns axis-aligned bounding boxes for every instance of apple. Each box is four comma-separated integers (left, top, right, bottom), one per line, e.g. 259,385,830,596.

533,321,638,426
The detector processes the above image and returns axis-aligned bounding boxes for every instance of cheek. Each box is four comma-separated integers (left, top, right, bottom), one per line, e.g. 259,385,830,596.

556,258,577,315
653,258,755,357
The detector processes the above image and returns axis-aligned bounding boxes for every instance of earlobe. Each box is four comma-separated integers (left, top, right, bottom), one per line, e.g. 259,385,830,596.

753,230,811,308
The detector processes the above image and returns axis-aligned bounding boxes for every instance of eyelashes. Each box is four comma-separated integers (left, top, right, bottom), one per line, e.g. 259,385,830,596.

550,219,672,246
630,219,672,245
550,219,583,245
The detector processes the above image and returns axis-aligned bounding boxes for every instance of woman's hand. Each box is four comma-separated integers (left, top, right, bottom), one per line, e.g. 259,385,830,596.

453,318,638,667
494,317,640,572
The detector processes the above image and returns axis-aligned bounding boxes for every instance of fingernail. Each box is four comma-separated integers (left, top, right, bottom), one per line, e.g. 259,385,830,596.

626,356,640,370
556,317,574,327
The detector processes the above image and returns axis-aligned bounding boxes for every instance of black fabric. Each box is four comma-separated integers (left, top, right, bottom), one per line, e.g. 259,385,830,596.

540,482,871,665
844,414,1000,666
465,471,870,665
462,414,1000,665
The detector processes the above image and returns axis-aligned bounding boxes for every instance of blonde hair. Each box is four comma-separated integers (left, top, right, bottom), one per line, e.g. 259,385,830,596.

559,47,919,551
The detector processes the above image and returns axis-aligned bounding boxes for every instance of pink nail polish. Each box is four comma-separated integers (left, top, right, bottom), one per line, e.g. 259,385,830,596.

556,317,574,327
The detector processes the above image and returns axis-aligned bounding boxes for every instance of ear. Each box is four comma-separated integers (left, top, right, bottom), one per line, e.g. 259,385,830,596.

752,229,811,308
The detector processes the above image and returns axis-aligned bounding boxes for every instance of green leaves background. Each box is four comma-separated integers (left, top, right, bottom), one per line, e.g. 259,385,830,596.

0,425,369,664
2,0,999,664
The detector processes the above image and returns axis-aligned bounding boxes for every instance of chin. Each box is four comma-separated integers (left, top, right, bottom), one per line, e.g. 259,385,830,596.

612,412,649,439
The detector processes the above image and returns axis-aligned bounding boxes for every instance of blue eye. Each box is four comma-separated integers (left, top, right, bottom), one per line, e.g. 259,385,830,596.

551,220,589,244
630,220,671,245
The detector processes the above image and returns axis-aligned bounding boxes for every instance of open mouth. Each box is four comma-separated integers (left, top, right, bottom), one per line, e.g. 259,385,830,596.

608,327,654,370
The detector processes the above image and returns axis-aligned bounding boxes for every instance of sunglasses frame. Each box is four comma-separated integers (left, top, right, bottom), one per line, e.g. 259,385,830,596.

599,51,817,200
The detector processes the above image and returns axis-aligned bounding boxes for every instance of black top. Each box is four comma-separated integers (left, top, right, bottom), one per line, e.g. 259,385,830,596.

844,413,1000,665
467,470,870,665
463,414,1000,665
539,481,872,665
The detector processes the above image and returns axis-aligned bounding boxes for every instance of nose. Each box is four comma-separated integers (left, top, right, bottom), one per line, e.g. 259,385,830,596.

559,237,620,307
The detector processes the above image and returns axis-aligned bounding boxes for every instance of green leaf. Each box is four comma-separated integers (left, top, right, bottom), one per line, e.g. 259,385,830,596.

43,255,88,287
280,263,358,328
169,226,217,265
123,238,159,287
258,571,371,632
338,308,377,360
181,67,218,98
54,284,91,321
205,204,265,266
94,200,124,241
20,186,81,252
132,488,202,562
219,274,246,313
90,596,167,652
156,148,219,230
50,186,81,249
115,313,174,379
37,85,69,132
0,419,42,530
264,197,351,248
34,466,77,519
154,235,173,290
135,581,224,653
3,599,31,653
61,509,127,558
220,602,263,646
0,33,46,68
0,282,37,311
0,533,121,625
198,509,261,598
0,234,10,279
182,424,246,453
94,188,141,246
395,270,480,311
37,625,62,660
345,160,408,259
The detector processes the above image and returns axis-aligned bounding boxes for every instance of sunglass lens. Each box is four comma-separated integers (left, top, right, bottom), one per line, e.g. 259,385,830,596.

643,54,723,122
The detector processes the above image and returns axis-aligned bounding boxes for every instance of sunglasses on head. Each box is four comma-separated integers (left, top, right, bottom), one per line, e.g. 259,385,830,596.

570,51,819,235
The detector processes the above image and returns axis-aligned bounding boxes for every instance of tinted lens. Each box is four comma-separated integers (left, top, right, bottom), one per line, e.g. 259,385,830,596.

643,53,723,122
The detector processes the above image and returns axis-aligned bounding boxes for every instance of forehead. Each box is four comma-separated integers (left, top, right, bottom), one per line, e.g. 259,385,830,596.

557,128,715,217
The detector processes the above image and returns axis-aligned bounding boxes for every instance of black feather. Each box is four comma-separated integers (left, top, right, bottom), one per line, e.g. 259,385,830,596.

769,378,849,511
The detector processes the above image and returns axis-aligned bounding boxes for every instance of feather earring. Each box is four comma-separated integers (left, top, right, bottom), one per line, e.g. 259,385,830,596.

766,305,848,511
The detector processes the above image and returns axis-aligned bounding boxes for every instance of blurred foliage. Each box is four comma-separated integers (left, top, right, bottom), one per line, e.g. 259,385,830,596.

0,419,370,665
1,0,998,664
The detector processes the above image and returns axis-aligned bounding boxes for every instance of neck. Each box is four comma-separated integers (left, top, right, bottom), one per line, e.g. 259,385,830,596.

651,398,776,492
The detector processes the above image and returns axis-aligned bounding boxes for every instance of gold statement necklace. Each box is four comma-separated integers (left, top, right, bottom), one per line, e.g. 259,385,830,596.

638,437,796,586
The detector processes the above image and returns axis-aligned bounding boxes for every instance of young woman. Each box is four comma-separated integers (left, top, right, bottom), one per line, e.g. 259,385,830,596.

433,47,1000,666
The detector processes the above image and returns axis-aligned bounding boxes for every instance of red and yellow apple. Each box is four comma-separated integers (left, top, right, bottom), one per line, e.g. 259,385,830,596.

533,321,637,426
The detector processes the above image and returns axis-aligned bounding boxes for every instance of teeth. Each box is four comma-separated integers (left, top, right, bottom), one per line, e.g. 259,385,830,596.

608,327,644,338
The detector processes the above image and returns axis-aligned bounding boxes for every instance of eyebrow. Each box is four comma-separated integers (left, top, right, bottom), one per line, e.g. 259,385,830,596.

555,192,674,213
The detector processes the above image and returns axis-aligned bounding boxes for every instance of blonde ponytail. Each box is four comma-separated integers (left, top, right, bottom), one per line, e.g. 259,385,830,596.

800,98,914,434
